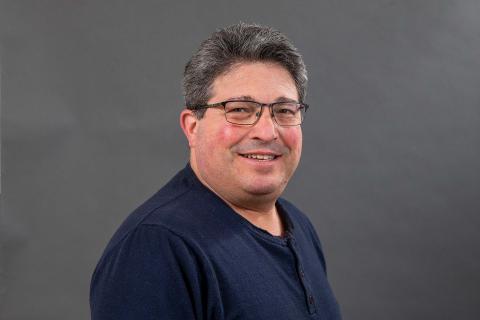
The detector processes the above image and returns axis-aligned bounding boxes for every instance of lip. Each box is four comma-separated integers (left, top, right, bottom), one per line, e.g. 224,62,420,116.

237,151,282,163
237,150,282,157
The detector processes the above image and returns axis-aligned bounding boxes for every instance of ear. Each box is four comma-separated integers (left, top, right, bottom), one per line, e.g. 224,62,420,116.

180,109,199,148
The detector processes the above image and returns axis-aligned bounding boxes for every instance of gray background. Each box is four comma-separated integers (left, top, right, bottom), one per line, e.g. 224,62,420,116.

1,0,479,319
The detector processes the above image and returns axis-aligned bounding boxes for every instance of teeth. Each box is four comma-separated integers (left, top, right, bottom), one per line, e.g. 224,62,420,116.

243,154,276,160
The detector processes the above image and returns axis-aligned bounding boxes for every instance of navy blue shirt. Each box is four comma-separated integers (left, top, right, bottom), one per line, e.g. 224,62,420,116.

90,164,342,319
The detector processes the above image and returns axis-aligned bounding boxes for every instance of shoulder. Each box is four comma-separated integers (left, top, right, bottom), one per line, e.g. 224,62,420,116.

100,165,229,261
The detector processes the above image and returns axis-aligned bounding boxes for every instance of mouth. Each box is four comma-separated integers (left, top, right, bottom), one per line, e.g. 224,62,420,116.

239,153,280,161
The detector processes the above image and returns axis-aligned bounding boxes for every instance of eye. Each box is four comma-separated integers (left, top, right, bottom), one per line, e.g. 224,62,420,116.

225,101,257,114
277,108,296,115
228,107,250,113
274,103,299,116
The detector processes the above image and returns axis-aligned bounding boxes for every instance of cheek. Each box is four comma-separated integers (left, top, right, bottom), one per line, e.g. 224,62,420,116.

198,123,245,159
283,128,303,155
216,125,246,149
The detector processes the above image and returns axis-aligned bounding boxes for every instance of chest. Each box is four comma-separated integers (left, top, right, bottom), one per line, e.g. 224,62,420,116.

205,234,341,320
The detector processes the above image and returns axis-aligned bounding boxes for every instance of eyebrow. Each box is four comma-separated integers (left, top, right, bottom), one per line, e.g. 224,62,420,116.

227,95,299,103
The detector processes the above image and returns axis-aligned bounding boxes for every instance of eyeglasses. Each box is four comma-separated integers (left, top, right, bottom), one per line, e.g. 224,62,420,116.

187,100,309,126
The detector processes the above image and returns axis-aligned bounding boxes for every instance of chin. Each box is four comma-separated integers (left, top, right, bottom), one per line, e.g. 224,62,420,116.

243,180,284,197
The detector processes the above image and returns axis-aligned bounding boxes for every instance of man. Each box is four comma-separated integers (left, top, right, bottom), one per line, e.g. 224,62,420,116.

90,23,342,320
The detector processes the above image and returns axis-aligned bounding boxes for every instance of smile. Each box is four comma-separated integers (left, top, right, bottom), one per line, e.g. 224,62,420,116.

240,153,279,160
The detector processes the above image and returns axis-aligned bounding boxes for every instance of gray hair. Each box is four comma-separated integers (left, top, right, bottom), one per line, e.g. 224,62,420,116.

183,22,308,118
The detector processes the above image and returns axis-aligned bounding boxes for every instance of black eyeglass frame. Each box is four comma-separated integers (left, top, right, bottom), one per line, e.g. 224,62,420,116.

187,100,309,127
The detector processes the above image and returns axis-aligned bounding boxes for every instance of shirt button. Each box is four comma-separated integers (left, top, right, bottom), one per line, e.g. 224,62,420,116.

308,295,315,305
300,270,305,278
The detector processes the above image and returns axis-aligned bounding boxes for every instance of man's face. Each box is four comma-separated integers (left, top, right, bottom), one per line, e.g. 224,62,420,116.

186,62,303,208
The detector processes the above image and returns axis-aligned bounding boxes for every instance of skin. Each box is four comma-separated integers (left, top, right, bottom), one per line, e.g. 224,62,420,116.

180,62,303,236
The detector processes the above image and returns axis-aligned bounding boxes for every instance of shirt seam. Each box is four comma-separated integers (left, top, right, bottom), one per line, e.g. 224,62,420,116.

92,183,195,278
139,223,225,319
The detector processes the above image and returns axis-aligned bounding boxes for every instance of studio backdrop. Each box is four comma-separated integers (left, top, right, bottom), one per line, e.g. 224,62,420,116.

1,1,479,319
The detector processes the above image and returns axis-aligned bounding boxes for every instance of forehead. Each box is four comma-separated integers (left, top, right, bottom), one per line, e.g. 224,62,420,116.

209,62,299,103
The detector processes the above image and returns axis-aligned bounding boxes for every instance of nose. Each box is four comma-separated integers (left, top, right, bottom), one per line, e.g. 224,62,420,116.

250,106,278,141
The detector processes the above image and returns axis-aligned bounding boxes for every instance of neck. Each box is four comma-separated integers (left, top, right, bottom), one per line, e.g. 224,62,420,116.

228,202,285,237
189,162,285,237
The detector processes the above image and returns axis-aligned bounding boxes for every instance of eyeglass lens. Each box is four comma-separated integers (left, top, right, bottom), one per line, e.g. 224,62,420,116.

224,101,304,126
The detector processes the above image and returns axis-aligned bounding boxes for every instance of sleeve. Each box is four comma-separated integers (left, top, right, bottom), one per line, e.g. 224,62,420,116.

90,224,221,320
